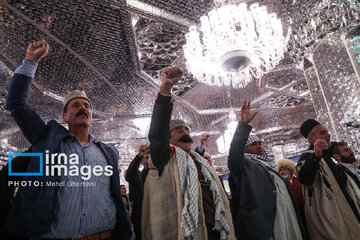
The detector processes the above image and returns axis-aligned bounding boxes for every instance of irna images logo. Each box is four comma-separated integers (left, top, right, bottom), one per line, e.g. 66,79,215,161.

8,150,43,176
8,150,113,180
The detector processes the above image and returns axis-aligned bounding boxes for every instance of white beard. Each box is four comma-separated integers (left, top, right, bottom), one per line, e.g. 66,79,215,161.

280,174,290,179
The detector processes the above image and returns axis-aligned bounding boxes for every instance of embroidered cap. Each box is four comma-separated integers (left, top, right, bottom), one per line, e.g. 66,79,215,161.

62,90,92,113
169,119,189,133
246,134,261,147
300,119,320,138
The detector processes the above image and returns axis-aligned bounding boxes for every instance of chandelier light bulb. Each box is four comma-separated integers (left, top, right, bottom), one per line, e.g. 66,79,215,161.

183,1,290,88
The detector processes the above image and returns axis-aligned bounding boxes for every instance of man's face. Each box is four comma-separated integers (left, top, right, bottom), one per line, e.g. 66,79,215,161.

308,124,331,145
278,166,292,179
169,126,193,153
62,98,92,128
336,144,356,164
245,141,264,156
120,186,126,195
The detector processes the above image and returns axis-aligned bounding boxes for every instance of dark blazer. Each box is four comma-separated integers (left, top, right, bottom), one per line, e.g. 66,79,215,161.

0,147,32,229
228,122,307,240
125,155,148,240
3,73,133,239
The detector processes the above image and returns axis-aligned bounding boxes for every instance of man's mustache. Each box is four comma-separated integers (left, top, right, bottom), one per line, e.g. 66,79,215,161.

178,135,193,143
76,110,88,118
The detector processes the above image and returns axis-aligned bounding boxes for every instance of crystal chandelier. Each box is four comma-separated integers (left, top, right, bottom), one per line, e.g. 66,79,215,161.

183,1,290,88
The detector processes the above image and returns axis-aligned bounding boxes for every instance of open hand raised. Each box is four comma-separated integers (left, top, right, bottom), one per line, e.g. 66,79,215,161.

240,100,258,124
25,39,49,63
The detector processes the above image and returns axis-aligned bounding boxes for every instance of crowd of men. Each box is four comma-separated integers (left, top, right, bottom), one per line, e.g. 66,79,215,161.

0,40,359,240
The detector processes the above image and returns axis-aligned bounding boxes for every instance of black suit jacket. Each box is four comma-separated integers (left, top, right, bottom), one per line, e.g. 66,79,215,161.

228,123,307,240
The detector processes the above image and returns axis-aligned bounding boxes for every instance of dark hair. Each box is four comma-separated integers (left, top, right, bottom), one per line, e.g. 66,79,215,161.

329,141,347,156
120,184,126,187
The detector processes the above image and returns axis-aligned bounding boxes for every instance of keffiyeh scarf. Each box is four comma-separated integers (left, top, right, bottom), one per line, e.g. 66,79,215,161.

244,152,276,170
173,145,230,240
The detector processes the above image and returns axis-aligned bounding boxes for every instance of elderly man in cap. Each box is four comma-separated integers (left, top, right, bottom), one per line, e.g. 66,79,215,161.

276,159,303,206
276,159,306,230
297,119,359,239
228,101,306,240
142,67,234,240
3,40,133,239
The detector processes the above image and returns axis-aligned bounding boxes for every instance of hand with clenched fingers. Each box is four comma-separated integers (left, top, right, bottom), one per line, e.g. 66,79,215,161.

25,39,49,63
314,139,328,158
159,66,184,95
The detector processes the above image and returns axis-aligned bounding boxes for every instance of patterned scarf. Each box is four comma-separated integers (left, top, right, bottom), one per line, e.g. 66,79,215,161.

244,152,276,169
173,146,230,240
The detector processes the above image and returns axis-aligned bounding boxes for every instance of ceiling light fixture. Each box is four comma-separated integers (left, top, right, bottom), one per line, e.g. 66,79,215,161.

183,1,290,88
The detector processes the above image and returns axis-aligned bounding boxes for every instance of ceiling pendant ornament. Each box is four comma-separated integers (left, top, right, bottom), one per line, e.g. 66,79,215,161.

183,0,290,88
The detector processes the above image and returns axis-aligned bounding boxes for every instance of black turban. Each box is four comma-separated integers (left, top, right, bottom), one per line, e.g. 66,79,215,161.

300,119,320,138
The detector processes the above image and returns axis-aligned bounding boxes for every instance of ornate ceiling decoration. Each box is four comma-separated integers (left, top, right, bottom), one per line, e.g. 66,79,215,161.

1,0,358,174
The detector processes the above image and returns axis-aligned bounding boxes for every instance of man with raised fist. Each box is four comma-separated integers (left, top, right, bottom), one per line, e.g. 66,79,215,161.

297,119,359,239
141,67,235,240
3,40,133,240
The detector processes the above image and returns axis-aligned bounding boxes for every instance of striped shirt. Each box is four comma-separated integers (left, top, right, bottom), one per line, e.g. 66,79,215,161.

14,59,38,77
42,135,116,238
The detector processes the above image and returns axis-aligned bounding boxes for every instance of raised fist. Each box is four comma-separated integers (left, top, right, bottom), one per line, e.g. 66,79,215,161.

25,39,49,63
314,139,329,158
138,144,149,157
162,67,184,85
160,66,184,95
200,133,209,145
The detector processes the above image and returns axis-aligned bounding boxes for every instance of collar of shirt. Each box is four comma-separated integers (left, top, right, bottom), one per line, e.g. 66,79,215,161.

339,162,359,176
65,133,99,145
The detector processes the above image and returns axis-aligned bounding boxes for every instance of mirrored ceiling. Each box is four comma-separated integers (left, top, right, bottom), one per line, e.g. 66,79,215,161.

1,0,360,174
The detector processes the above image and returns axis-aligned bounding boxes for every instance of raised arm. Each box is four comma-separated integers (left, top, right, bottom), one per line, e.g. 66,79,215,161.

297,153,320,186
125,145,148,185
297,139,329,185
228,101,258,175
148,67,184,168
195,132,209,156
6,40,50,144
